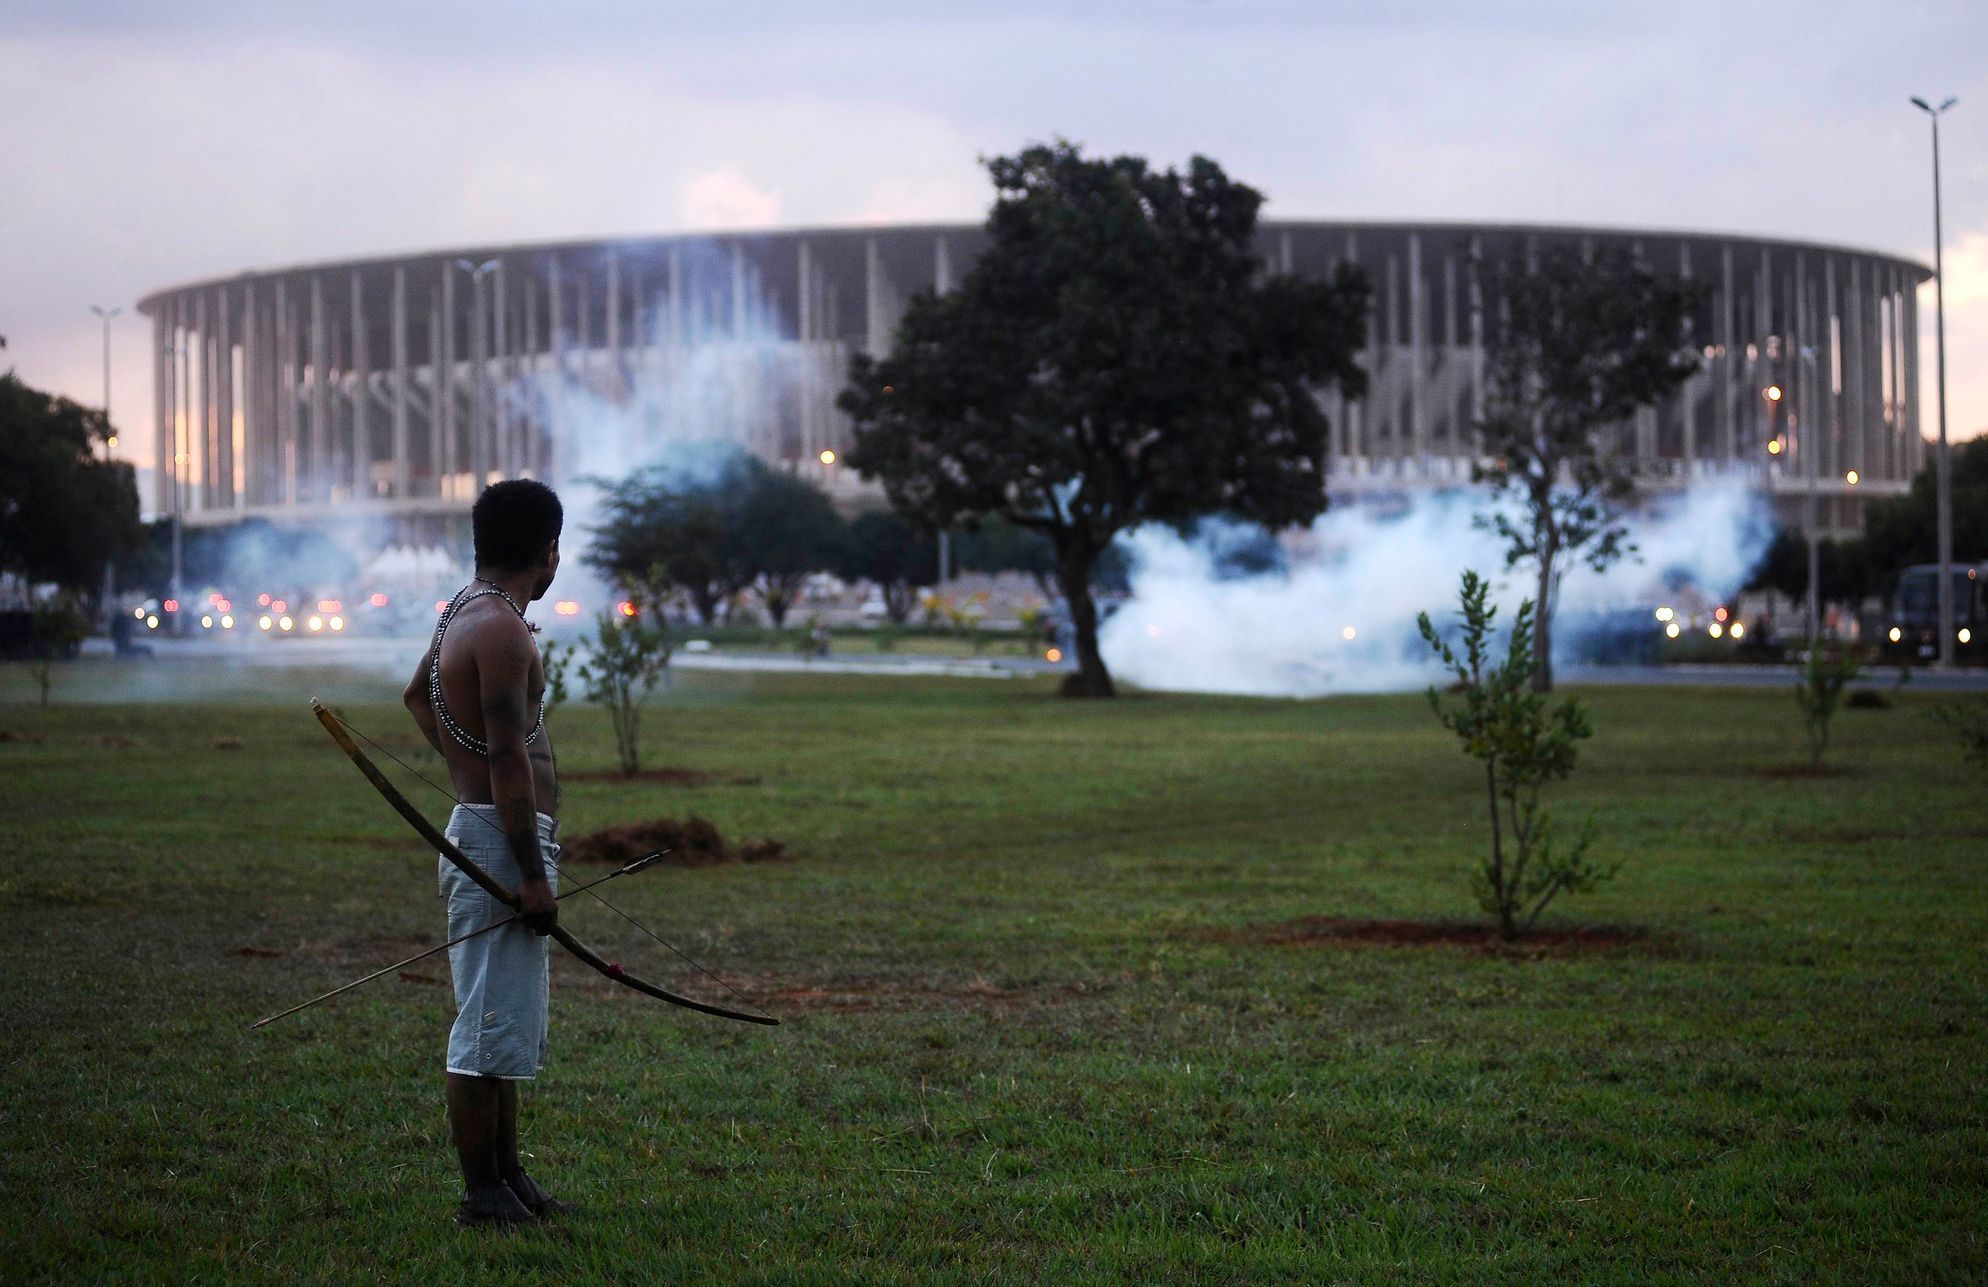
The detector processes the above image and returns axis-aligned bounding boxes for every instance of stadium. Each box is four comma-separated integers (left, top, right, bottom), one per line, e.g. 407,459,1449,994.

137,221,1932,542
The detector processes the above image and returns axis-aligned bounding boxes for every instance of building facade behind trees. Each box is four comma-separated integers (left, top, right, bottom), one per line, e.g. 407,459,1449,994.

138,221,1930,542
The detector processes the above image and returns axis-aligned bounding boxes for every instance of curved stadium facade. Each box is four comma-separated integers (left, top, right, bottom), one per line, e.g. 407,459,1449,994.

137,221,1931,539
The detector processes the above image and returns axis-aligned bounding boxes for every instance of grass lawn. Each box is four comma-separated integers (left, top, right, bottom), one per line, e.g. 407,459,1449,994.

1,663,1983,1282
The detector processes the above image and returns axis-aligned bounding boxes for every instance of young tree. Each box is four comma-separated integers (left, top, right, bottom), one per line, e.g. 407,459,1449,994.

1418,571,1616,940
574,597,673,778
841,142,1369,697
837,510,940,624
1793,648,1860,770
1473,247,1704,691
29,593,91,706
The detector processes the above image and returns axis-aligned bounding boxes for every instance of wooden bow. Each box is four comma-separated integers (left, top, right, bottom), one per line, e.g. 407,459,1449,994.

312,699,778,1026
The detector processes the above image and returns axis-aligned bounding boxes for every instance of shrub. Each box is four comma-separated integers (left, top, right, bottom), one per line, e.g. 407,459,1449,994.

574,596,673,777
1794,649,1861,769
1417,571,1616,940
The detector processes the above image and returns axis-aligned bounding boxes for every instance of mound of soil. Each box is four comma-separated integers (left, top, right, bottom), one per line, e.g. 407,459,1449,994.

561,815,793,868
1210,916,1661,957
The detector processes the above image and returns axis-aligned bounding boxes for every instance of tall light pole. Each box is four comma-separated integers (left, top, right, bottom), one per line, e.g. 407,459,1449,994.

1798,348,1821,644
91,305,124,627
89,305,122,457
162,340,185,633
454,258,500,491
1911,95,1957,666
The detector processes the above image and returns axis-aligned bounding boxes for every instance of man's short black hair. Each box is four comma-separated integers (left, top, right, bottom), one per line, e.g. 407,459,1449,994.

472,479,564,572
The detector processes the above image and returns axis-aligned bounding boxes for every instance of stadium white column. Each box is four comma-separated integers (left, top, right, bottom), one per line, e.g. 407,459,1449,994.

1717,244,1735,462
310,275,330,501
1441,250,1458,461
1821,259,1839,485
217,287,235,508
1843,259,1865,487
865,238,884,357
275,279,295,504
153,311,171,514
239,281,259,505
1408,232,1427,471
492,263,511,476
1467,233,1483,455
1904,271,1922,475
1679,242,1697,470
195,293,214,510
391,266,410,499
607,252,624,397
350,271,370,499
521,272,540,477
439,266,458,494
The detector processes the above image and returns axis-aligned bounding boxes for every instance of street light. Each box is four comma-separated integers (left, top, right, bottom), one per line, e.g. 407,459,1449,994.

162,340,186,632
453,258,501,491
1798,346,1821,644
1911,94,1958,666
89,305,122,456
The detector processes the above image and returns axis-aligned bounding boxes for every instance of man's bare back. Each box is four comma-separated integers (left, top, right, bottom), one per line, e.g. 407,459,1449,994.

427,594,560,814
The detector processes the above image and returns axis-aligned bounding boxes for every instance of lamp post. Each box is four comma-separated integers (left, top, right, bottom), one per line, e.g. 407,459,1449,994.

453,259,500,491
89,305,122,457
162,340,185,633
1798,348,1820,644
1911,95,1957,666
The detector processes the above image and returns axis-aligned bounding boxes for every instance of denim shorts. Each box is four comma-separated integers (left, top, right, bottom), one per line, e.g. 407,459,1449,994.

439,804,561,1080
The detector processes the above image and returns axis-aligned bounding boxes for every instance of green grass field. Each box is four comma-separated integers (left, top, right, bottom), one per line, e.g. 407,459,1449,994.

2,663,1983,1282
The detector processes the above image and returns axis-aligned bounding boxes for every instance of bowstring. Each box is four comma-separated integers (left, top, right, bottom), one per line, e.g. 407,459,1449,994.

325,707,773,1018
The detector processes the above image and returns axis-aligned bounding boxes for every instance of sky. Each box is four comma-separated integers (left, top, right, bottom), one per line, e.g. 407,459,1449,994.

2,0,1983,476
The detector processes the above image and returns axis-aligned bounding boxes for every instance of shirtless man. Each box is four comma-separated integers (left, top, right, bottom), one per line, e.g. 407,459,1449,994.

402,479,566,1227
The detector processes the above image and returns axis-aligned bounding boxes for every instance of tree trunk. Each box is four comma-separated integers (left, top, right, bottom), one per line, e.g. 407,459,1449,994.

691,587,720,625
1055,543,1115,698
884,582,913,624
1532,537,1557,694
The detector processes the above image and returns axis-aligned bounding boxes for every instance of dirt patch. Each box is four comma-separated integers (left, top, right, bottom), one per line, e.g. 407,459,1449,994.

1780,825,1988,844
211,736,245,750
96,734,139,750
560,815,793,868
562,766,759,787
224,945,285,959
1207,917,1665,957
0,731,48,744
1757,764,1853,779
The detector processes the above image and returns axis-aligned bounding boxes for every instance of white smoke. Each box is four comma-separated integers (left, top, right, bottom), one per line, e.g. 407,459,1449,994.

504,240,810,625
1098,481,1774,697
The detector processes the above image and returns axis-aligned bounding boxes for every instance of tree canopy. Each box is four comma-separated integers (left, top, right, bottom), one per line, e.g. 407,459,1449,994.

1473,246,1704,691
0,372,141,594
836,510,939,624
841,141,1369,696
587,448,843,626
1862,436,1988,583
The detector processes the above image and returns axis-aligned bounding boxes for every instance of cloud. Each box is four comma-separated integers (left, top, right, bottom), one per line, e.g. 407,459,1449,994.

679,168,782,230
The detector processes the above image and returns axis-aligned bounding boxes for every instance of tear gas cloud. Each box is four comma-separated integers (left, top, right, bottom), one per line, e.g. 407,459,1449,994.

1098,482,1775,697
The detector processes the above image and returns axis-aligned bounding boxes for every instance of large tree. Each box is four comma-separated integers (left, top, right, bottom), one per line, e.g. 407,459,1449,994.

0,372,140,596
1473,246,1705,692
731,464,844,626
840,142,1369,697
1862,436,1988,589
837,510,939,624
